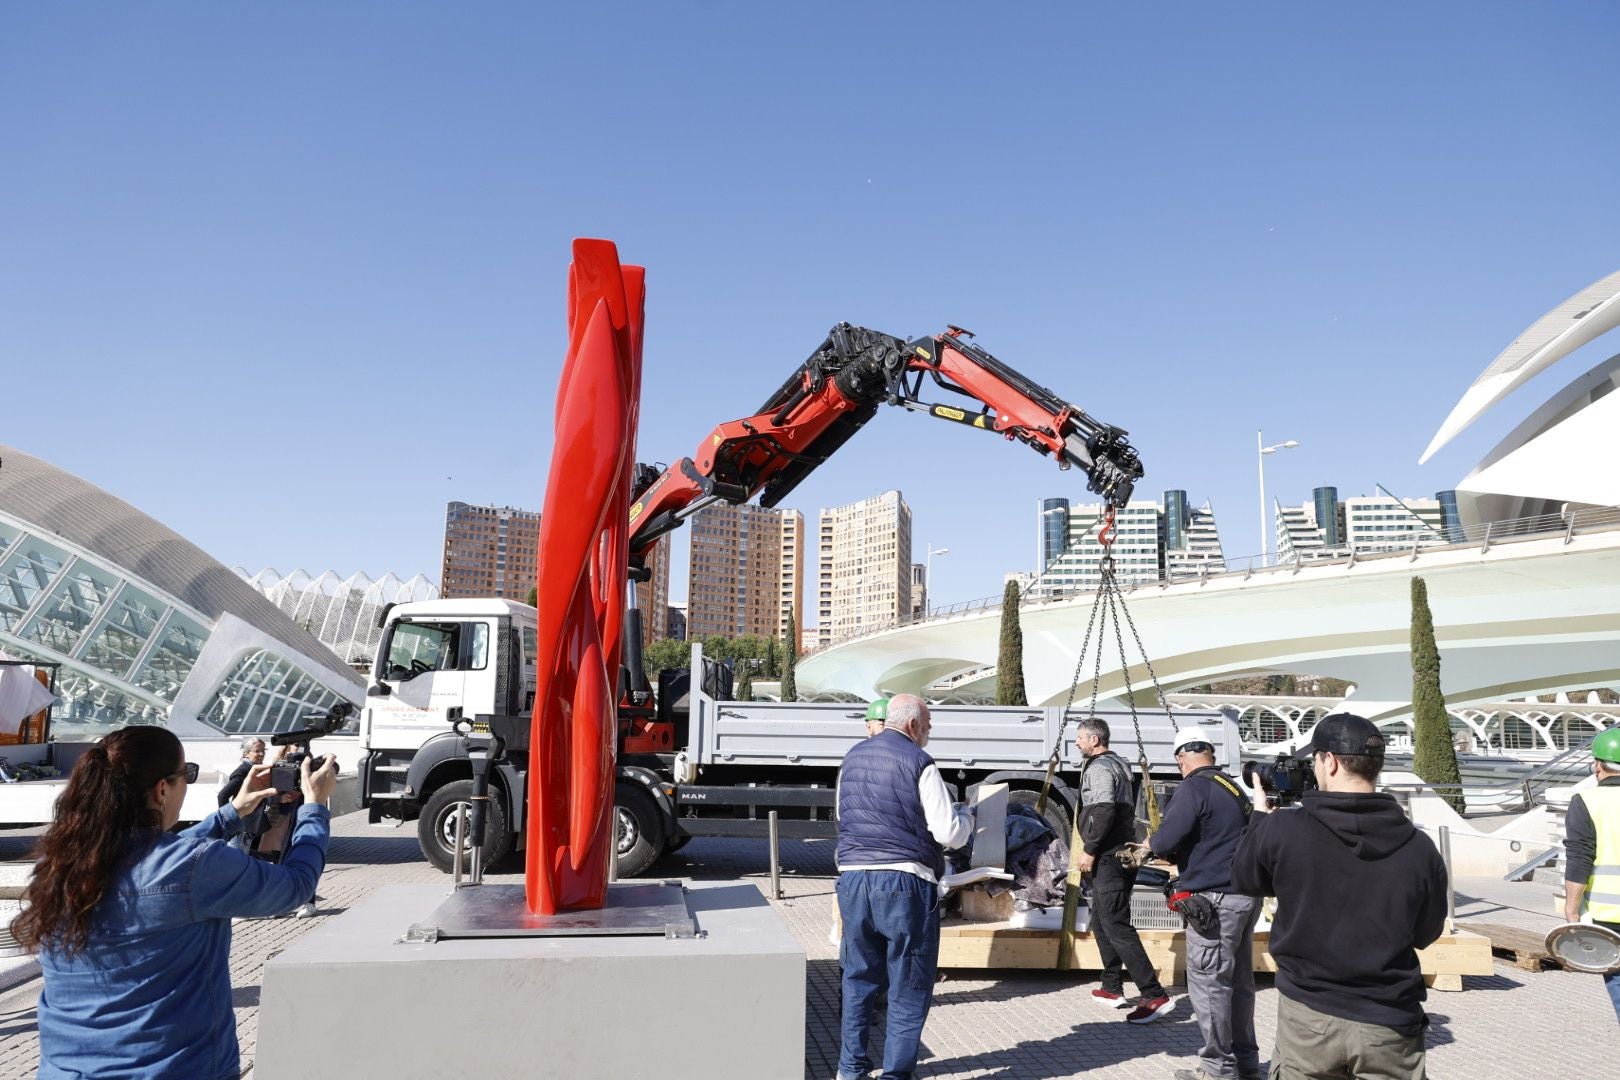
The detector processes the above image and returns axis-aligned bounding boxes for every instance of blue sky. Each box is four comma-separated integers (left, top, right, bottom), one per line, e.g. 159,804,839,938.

3,3,1618,614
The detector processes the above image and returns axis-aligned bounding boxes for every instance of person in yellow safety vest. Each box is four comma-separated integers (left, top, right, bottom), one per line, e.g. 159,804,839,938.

1563,726,1620,1020
864,698,889,738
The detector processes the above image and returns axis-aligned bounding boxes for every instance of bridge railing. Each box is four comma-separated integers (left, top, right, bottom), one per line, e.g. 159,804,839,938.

814,504,1620,650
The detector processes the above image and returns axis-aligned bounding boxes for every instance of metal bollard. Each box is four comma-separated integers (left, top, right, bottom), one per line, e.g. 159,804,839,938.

768,810,782,900
452,805,467,889
1438,825,1455,932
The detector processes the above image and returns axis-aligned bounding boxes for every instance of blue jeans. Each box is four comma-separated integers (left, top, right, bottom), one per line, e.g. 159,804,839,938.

1607,969,1620,1021
837,870,940,1080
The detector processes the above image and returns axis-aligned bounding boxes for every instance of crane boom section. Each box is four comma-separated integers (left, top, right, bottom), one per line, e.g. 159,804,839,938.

626,323,1142,570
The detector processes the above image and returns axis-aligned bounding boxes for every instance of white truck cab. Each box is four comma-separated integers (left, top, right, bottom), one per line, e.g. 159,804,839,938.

359,599,536,870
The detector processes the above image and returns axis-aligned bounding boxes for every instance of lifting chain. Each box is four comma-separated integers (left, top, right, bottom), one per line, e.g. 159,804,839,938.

1021,505,1181,969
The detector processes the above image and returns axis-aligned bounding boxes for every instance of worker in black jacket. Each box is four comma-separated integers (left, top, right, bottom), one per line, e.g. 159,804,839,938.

1073,717,1168,1021
1233,713,1449,1080
1146,727,1258,1080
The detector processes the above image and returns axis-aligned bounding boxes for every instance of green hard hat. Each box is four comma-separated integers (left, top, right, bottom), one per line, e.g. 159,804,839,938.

865,698,890,723
1593,728,1620,765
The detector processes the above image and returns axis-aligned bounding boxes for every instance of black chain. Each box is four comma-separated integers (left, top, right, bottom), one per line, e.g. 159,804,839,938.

1114,578,1179,733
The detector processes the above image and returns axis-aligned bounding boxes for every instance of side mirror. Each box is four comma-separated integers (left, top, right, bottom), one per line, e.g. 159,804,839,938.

367,683,392,698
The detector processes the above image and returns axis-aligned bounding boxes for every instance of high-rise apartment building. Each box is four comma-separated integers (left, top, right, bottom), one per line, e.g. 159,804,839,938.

910,564,928,621
817,490,912,647
778,509,804,645
440,501,541,600
687,503,801,640
1274,488,1459,562
1029,490,1224,596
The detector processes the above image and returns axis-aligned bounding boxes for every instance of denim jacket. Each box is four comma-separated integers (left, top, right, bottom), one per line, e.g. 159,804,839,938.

36,801,330,1080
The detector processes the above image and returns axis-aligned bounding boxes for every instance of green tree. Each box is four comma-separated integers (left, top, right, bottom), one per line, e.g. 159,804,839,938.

735,660,755,702
642,638,689,680
780,606,798,702
765,637,780,679
525,585,537,608
1410,575,1464,813
996,580,1028,706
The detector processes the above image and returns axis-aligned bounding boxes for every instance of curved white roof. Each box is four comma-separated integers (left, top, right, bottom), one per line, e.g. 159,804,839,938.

0,445,339,664
1422,268,1620,463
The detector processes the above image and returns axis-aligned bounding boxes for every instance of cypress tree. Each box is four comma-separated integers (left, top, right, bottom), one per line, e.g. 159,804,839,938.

1410,575,1465,813
780,605,798,702
765,637,780,678
735,661,754,702
996,581,1028,706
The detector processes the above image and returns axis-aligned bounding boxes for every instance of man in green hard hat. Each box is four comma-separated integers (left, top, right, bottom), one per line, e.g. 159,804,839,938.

864,698,889,738
1563,725,1620,1019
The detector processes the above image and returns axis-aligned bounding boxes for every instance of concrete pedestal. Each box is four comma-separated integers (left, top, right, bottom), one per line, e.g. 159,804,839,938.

257,880,805,1080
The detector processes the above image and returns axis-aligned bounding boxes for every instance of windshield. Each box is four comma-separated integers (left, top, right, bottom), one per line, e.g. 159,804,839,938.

383,620,487,679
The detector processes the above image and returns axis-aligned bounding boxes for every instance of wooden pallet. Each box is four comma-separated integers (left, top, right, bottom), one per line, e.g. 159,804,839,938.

937,921,1494,992
1468,921,1557,971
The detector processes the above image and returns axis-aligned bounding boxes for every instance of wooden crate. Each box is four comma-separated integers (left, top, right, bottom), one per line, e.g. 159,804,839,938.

938,921,1493,992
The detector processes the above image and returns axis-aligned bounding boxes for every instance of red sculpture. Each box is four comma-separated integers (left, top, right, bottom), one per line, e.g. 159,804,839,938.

526,239,645,914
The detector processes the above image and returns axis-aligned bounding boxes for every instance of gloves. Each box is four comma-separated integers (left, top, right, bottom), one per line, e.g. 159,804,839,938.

1167,889,1222,938
1114,842,1152,869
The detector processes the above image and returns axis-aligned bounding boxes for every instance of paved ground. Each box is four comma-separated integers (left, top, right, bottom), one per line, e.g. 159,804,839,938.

0,813,1611,1078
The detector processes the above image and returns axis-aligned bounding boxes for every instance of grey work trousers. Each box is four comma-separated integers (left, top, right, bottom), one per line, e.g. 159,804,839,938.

1184,890,1261,1080
1270,993,1426,1080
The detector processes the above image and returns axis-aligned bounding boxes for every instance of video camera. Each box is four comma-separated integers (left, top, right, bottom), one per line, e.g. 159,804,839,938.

251,702,352,860
1241,752,1317,807
266,701,353,791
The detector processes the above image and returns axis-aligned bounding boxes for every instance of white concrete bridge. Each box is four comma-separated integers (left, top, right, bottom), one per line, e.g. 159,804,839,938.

796,515,1620,724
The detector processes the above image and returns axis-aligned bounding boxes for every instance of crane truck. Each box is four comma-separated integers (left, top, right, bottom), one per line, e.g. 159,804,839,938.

357,324,1228,874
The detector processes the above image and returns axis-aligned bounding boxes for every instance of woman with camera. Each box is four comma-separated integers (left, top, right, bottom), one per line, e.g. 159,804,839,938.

13,725,338,1079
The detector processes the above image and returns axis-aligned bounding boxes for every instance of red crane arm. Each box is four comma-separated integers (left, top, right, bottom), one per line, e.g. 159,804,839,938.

626,323,1142,573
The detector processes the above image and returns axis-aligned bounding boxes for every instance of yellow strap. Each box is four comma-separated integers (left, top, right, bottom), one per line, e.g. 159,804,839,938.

1140,755,1161,833
1035,752,1060,817
1057,803,1085,971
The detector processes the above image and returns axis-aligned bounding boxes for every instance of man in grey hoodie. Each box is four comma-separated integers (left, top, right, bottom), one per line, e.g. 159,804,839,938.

1232,714,1449,1079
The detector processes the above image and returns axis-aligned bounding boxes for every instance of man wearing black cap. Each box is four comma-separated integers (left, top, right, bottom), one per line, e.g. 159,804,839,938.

1233,713,1449,1079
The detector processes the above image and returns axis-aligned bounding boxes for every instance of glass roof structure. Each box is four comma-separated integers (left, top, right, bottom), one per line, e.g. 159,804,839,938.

0,446,364,738
240,568,439,667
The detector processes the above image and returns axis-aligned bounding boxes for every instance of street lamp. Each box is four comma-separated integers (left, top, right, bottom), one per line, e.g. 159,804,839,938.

1257,431,1299,565
925,544,949,614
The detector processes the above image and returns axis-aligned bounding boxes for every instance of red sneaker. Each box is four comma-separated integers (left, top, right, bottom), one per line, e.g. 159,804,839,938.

1125,995,1171,1023
1091,988,1130,1009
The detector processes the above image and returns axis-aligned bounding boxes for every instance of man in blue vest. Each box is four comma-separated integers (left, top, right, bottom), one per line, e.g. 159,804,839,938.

1563,726,1620,1020
836,693,974,1080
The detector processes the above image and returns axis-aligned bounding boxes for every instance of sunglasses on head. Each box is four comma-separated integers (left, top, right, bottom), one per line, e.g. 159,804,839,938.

171,762,200,784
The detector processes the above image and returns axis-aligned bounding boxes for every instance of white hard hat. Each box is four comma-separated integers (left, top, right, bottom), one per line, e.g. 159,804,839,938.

1174,727,1216,754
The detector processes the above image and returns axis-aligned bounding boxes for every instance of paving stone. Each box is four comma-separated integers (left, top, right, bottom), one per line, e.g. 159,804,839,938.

0,819,1610,1078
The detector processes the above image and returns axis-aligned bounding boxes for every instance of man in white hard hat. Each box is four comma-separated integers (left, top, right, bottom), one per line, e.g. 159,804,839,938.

1146,726,1259,1080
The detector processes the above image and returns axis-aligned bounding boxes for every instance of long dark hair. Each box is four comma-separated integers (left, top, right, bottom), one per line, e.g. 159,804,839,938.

13,726,183,956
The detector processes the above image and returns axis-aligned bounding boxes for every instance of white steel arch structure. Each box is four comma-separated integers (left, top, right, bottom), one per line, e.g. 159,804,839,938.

239,568,439,666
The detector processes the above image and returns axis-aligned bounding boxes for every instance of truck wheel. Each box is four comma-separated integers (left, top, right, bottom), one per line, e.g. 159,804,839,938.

418,780,513,874
1008,787,1070,842
615,781,667,878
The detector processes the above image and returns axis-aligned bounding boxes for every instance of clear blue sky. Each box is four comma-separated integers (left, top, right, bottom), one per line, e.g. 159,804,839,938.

4,4,1618,614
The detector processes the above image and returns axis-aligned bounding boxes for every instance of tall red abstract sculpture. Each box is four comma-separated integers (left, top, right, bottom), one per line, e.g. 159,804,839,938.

525,239,645,914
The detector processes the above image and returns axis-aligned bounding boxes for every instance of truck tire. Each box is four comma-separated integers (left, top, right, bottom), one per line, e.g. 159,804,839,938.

1008,787,1070,842
615,780,667,878
418,780,513,874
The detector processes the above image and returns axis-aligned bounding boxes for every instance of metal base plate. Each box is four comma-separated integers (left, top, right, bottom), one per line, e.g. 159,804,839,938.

406,882,696,942
1545,921,1620,974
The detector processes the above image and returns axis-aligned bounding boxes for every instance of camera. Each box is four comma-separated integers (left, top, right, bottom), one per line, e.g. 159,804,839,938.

249,703,350,860
1241,753,1318,807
